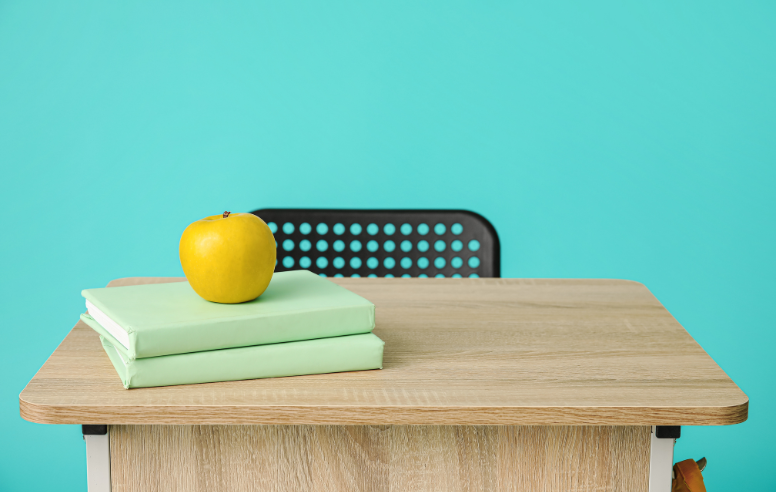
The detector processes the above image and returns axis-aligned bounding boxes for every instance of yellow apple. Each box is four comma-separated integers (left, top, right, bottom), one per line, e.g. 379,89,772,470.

179,212,276,303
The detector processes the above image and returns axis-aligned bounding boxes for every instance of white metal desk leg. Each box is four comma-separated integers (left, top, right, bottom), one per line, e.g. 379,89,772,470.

648,425,678,492
83,425,111,492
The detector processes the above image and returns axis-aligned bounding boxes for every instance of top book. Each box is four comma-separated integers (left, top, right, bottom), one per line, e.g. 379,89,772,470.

80,270,375,360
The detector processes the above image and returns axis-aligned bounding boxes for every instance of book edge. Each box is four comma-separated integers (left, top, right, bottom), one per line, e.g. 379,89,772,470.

100,332,385,389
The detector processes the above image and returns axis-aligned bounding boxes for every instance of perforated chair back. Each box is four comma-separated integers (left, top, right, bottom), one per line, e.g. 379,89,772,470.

250,209,500,278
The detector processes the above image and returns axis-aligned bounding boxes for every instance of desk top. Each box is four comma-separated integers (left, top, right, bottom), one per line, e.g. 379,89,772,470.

20,277,747,426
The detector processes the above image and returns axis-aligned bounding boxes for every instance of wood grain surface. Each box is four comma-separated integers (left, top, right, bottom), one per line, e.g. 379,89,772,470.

109,424,651,492
20,277,748,425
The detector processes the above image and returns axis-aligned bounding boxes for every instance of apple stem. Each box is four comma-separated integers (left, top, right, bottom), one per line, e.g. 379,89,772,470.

223,211,231,218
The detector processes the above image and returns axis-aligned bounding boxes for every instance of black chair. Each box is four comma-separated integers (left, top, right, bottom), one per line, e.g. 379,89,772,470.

250,209,500,278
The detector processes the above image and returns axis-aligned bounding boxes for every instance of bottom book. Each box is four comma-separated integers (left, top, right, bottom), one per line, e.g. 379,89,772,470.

100,333,385,389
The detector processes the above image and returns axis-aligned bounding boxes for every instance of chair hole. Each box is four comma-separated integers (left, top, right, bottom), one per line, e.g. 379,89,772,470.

435,273,445,278
434,257,446,269
367,257,379,269
401,274,411,278
350,257,362,269
333,257,345,269
400,223,412,235
451,257,463,268
300,223,312,235
385,274,395,278
400,257,412,269
283,222,295,234
417,240,429,252
367,240,378,252
282,239,294,251
469,273,479,278
367,223,379,235
300,239,311,252
434,240,446,252
417,257,429,269
350,240,362,252
468,256,480,268
468,240,480,251
300,257,311,268
333,223,345,235
384,240,396,252
418,274,428,278
319,273,327,277
350,223,362,235
451,223,463,235
316,223,328,235
451,240,463,252
400,240,412,252
417,223,429,235
334,273,344,278
282,257,294,268
384,257,396,269
384,223,396,235
351,274,361,277
316,240,328,252
452,273,462,278
368,274,377,278
333,240,345,252
434,223,446,235
268,222,278,233
316,257,328,269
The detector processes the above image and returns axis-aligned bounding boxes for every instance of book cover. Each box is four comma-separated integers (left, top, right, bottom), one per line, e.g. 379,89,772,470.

81,270,375,359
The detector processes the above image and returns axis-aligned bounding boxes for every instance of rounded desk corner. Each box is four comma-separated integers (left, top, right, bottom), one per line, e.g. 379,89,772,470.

18,392,88,425
721,396,749,425
18,393,50,425
106,276,146,287
608,278,647,289
107,276,187,288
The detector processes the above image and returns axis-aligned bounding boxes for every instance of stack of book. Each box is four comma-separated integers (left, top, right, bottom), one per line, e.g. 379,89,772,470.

80,270,384,388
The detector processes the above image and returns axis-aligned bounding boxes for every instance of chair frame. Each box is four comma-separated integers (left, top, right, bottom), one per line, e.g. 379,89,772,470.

251,208,501,278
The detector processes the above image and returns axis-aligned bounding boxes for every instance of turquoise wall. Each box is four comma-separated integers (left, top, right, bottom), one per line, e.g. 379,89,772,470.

1,1,774,489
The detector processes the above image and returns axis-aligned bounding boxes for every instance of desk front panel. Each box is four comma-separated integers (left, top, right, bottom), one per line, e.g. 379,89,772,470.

109,424,650,492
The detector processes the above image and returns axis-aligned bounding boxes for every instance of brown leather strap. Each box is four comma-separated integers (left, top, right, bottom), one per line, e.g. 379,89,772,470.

672,459,707,492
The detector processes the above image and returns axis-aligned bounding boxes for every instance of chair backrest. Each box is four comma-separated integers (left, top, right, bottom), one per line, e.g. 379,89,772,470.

251,209,500,278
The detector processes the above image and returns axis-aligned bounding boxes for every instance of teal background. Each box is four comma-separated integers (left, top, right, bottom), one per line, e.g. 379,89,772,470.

1,1,774,489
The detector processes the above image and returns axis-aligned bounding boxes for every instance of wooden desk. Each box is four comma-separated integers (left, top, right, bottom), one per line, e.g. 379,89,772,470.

20,277,747,492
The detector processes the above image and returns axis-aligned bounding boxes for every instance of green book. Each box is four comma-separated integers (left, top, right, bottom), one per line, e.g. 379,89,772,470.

81,270,375,359
99,333,385,389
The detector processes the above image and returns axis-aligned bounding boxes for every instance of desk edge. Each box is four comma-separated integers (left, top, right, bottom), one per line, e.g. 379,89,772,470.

19,394,748,426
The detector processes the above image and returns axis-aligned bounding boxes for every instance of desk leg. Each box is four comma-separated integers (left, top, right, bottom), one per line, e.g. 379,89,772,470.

108,425,651,492
83,425,111,492
648,426,677,492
